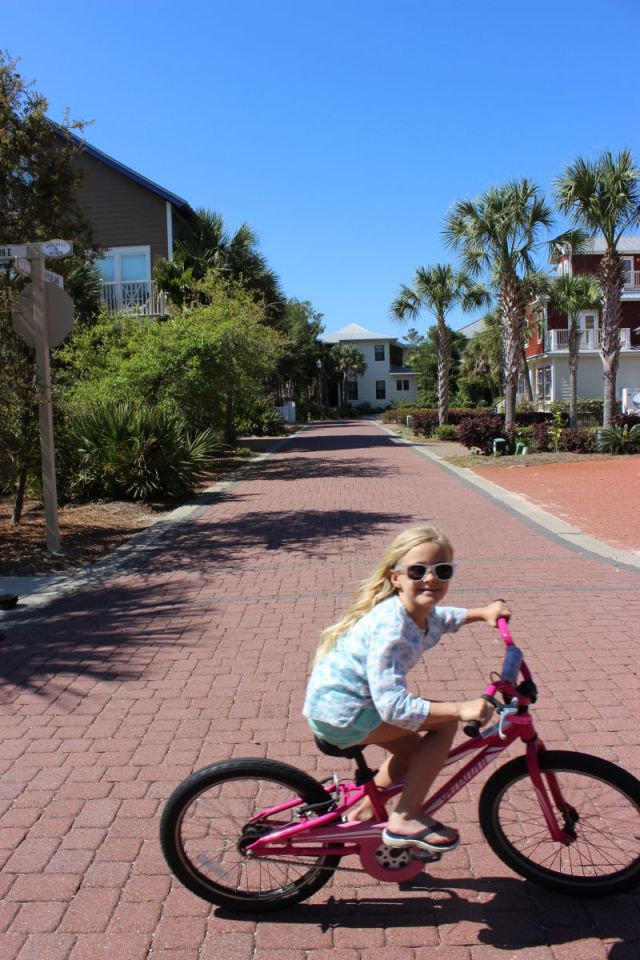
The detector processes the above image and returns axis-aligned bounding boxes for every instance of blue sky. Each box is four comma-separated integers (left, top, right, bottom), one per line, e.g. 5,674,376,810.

4,0,640,337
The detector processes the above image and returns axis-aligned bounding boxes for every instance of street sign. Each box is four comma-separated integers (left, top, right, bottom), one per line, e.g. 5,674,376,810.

39,239,73,258
12,282,74,348
14,257,64,287
0,243,28,260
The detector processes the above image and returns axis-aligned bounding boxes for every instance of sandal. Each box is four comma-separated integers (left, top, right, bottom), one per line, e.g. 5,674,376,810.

381,820,460,853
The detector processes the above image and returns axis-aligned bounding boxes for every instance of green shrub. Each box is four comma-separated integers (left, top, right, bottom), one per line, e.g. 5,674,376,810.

576,398,604,423
70,400,217,501
235,396,287,436
457,414,506,454
412,411,439,436
596,424,640,454
296,397,324,422
559,428,598,453
433,424,458,441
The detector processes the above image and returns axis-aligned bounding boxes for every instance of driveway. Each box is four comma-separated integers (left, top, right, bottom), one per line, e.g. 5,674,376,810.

1,419,639,959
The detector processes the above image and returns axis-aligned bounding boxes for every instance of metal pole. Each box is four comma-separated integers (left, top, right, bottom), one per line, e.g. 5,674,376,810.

28,246,61,554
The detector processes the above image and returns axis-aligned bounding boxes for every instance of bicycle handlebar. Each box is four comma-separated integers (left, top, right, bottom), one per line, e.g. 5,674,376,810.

462,614,531,738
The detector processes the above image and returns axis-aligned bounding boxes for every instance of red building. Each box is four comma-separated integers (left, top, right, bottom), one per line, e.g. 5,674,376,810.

523,238,640,411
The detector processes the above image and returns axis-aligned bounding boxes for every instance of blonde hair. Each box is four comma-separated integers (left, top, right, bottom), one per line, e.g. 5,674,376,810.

314,525,451,663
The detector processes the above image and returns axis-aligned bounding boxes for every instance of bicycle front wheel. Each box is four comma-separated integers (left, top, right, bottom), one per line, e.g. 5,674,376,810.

479,750,640,896
159,758,340,912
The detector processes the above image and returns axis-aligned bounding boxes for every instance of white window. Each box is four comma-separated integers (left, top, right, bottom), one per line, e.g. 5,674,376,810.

376,381,386,400
395,379,410,391
374,344,385,361
95,246,152,312
96,246,151,284
536,366,552,400
621,257,633,287
346,380,358,401
578,312,598,348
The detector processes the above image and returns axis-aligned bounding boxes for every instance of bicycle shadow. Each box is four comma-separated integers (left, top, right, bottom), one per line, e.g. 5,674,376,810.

215,874,638,954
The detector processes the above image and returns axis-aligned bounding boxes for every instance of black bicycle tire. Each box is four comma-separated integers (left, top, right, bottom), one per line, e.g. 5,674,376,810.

479,750,640,896
159,757,341,912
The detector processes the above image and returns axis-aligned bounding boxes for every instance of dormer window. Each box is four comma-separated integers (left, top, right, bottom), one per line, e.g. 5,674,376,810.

374,344,385,361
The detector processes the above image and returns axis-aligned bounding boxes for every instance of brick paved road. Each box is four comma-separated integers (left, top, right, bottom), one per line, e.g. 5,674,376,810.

1,420,639,960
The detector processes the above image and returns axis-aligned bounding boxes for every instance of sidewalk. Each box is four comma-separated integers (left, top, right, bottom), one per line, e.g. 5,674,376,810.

1,419,639,959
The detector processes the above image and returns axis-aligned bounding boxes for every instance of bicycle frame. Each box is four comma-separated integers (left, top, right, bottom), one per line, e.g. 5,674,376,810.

245,619,574,872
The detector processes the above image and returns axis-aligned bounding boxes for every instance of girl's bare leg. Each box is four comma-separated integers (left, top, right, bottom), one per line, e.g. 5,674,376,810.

348,718,459,842
345,732,420,821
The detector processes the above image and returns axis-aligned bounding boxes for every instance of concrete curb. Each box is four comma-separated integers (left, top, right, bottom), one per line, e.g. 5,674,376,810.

376,423,640,572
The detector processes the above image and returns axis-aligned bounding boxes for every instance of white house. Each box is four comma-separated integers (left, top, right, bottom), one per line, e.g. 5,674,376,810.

322,323,419,409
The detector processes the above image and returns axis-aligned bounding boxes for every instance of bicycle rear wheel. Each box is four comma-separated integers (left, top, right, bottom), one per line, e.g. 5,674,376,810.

479,750,640,896
160,758,340,912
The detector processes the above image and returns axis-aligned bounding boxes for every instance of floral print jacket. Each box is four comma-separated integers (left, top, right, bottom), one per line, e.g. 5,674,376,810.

303,594,467,731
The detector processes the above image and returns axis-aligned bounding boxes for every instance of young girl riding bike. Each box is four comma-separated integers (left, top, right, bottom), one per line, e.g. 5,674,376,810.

304,525,510,854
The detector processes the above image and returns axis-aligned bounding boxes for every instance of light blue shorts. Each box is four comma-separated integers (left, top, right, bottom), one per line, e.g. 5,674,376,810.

307,708,382,748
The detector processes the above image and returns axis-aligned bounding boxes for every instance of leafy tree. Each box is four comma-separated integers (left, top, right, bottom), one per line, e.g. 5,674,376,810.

456,310,503,407
405,326,468,408
273,299,325,402
0,52,94,521
548,274,601,427
58,277,285,448
444,179,553,429
390,264,489,424
330,344,366,407
554,150,640,425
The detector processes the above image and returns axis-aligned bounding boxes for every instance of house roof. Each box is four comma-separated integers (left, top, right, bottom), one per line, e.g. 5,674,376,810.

550,236,640,262
52,124,193,211
322,322,406,345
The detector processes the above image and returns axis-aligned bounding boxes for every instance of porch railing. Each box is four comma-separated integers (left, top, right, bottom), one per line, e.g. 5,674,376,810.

624,271,640,290
100,281,167,317
544,327,632,352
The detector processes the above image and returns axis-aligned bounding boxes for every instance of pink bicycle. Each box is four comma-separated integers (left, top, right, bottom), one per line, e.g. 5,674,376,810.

160,618,640,912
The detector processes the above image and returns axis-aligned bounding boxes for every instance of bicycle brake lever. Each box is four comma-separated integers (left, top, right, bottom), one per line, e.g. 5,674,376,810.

498,699,519,740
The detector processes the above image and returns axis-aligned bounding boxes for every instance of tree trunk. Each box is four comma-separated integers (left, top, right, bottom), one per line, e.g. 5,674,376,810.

599,248,624,426
11,467,28,524
223,389,236,447
520,346,533,402
436,320,451,426
567,315,579,429
500,273,524,431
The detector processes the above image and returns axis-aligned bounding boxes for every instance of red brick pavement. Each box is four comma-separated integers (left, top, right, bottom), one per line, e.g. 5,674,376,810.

1,419,639,959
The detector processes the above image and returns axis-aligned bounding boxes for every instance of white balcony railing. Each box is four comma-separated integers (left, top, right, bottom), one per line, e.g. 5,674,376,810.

624,271,640,290
544,328,632,352
100,281,167,317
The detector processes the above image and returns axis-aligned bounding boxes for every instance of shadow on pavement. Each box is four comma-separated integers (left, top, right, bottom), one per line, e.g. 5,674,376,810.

217,874,637,953
0,507,412,694
245,455,399,480
139,506,415,571
281,427,400,454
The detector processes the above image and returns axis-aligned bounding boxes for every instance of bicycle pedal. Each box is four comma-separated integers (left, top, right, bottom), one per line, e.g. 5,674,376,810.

411,850,442,863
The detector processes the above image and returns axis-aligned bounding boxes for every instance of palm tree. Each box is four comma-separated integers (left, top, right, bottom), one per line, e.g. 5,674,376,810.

331,344,366,407
444,179,553,429
554,151,640,425
548,274,602,427
390,264,489,425
167,208,284,319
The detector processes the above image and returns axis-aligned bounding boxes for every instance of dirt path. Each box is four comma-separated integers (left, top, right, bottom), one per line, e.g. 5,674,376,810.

469,456,640,553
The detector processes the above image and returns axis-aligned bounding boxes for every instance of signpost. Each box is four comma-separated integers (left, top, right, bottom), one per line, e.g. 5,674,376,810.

14,257,64,288
7,240,74,555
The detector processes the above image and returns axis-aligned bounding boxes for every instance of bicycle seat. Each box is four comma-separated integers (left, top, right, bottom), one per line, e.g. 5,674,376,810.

314,737,367,760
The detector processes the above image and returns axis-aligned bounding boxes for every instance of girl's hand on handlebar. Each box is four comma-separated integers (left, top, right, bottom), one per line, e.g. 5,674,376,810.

458,698,494,725
483,600,511,628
